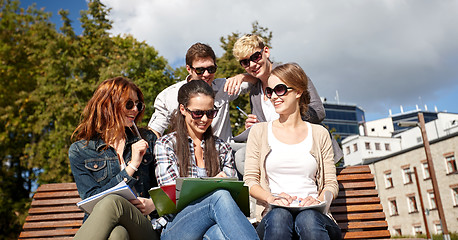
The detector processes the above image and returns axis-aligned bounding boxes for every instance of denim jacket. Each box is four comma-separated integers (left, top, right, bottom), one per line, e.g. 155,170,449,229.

69,128,158,206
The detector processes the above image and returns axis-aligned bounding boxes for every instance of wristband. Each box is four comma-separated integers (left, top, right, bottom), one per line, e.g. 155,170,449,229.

128,164,138,172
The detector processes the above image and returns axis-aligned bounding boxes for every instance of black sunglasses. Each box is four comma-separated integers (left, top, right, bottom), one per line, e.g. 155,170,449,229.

190,65,217,75
126,100,144,111
185,107,218,119
239,50,263,68
265,84,293,99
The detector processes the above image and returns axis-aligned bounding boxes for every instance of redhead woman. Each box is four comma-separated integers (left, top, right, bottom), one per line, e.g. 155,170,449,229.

69,77,159,240
244,63,341,240
154,80,259,240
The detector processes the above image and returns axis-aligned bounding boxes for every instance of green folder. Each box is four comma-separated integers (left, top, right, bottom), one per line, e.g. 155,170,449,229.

148,186,178,216
176,178,250,217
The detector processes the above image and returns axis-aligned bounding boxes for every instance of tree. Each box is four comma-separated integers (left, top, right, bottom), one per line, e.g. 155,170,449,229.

216,21,272,136
0,1,173,238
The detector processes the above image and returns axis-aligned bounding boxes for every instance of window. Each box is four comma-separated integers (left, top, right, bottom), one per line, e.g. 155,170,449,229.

413,225,423,235
445,154,457,174
389,199,398,216
422,161,430,179
452,186,458,206
375,143,381,150
365,142,371,150
416,137,422,143
384,172,394,188
435,223,443,234
346,146,350,155
353,143,358,152
428,191,436,209
394,228,402,236
402,167,413,184
385,143,391,151
407,195,418,213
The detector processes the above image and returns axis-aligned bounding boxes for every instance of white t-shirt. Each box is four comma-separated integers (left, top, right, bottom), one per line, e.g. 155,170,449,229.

260,90,279,122
266,121,318,199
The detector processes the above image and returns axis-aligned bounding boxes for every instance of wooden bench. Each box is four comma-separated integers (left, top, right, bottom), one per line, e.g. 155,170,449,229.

19,183,84,239
20,165,390,239
332,165,390,239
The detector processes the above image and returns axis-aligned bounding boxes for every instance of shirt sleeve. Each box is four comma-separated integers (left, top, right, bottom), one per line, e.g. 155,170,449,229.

304,77,326,124
154,136,179,186
216,139,237,177
148,91,171,135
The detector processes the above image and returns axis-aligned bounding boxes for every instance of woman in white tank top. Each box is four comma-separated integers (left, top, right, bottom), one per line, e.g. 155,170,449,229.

244,63,341,240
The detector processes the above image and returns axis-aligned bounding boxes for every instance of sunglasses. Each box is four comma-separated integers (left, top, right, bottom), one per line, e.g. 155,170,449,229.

185,107,218,119
265,84,293,99
126,100,144,111
239,50,263,68
190,65,217,75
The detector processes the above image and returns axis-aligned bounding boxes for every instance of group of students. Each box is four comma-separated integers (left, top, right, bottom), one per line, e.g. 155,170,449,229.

68,34,342,240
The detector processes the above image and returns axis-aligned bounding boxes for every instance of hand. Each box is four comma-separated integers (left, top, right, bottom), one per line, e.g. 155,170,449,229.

131,139,149,168
267,192,297,206
224,75,243,95
214,171,227,178
245,114,259,129
298,196,321,207
130,197,155,215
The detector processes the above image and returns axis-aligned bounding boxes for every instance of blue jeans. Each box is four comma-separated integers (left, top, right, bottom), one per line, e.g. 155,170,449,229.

257,208,341,240
161,189,259,240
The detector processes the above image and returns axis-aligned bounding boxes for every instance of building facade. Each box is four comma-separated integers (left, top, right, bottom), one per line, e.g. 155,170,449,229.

367,133,458,237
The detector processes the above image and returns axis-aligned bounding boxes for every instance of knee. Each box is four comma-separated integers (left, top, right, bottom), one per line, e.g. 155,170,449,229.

93,194,127,214
109,225,129,240
265,208,293,226
296,210,322,229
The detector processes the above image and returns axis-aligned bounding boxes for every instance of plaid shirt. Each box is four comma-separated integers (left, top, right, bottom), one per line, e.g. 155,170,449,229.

154,132,237,186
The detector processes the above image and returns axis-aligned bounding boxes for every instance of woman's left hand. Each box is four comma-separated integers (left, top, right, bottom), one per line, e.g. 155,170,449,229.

130,197,155,215
214,171,227,178
298,196,321,207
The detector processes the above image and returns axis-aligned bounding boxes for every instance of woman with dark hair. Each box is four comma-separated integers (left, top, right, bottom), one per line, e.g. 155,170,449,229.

244,63,341,240
69,77,159,239
155,80,259,240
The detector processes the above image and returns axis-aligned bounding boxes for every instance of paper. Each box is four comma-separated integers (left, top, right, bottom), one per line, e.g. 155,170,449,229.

76,181,137,214
270,200,327,213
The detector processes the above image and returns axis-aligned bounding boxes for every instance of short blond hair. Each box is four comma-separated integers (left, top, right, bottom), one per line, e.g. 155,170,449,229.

233,34,266,61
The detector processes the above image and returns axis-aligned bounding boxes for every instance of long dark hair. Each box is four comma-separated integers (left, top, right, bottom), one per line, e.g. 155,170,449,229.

71,77,144,146
173,80,220,177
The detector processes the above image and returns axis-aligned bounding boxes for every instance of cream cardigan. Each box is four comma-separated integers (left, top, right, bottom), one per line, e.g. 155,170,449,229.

244,122,339,221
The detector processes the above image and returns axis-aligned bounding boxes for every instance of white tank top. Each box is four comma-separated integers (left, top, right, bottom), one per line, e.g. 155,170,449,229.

266,121,318,199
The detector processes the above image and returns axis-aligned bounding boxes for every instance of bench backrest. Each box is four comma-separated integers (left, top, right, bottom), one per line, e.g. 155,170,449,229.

18,183,83,239
19,165,390,239
332,165,390,239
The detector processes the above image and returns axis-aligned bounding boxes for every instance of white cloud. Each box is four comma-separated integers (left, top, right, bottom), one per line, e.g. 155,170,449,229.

103,0,458,119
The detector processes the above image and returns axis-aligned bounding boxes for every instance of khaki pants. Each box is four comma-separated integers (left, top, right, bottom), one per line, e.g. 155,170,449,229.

74,194,159,240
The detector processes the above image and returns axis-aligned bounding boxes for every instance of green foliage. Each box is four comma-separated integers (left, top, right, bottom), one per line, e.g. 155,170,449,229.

216,21,273,136
0,0,173,238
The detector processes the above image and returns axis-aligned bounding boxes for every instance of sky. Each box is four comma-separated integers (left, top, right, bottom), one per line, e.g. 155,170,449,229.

20,0,458,121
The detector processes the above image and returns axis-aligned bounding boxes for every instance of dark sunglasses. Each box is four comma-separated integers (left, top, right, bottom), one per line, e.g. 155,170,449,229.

126,100,144,111
239,50,263,68
190,65,217,75
265,84,293,99
185,107,218,119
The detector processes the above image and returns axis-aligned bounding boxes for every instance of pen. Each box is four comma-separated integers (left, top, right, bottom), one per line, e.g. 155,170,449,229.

236,106,249,118
131,121,142,139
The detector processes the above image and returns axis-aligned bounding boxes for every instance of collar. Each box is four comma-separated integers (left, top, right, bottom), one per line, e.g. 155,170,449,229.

92,128,139,151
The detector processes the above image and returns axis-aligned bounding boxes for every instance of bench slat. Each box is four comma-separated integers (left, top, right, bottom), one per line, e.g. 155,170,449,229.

28,205,82,214
19,228,79,238
332,196,380,205
342,230,391,239
331,203,384,213
340,181,376,189
338,220,388,230
337,189,379,197
25,212,84,222
333,212,387,222
23,220,82,230
337,173,374,182
30,197,81,207
337,165,371,175
36,182,78,191
33,191,80,199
